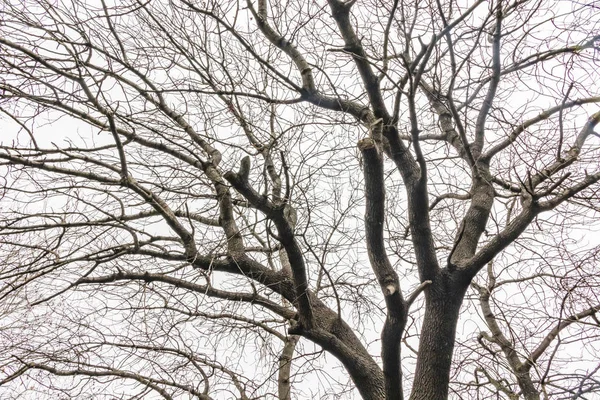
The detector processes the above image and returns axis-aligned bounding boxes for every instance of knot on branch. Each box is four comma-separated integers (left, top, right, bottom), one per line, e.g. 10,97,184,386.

385,284,397,296
224,157,270,211
330,0,356,16
357,137,376,152
288,320,304,335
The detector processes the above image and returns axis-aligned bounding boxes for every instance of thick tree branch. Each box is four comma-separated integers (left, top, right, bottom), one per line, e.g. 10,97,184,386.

225,160,313,329
473,280,540,399
358,137,405,400
472,4,502,157
247,0,315,92
327,0,390,120
278,335,299,400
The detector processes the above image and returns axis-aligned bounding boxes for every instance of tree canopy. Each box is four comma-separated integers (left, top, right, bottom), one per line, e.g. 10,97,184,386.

1,0,599,399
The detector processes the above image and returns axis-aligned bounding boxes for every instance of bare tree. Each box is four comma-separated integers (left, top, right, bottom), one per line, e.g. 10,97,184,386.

1,0,599,399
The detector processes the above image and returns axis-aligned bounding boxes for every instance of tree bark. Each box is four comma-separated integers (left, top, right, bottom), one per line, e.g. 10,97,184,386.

278,335,299,400
409,273,468,400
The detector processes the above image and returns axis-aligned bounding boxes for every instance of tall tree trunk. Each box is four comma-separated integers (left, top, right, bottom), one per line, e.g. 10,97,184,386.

409,274,468,400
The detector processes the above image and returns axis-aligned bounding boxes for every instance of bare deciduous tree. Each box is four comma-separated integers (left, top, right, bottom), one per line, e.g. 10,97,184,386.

1,0,599,399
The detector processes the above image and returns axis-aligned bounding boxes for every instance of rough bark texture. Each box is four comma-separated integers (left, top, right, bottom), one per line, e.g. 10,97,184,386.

409,273,469,400
299,297,387,400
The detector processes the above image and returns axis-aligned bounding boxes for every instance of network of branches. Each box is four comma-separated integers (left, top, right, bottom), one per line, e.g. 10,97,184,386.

0,0,599,399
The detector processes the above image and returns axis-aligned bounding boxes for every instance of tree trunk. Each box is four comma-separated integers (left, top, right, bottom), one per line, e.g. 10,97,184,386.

409,275,468,400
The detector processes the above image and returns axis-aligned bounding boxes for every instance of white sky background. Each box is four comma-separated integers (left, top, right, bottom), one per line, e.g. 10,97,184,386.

1,0,600,398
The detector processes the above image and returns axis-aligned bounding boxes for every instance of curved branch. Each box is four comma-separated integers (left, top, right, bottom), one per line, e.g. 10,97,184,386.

526,304,600,370
75,270,296,319
225,163,313,328
483,98,600,161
